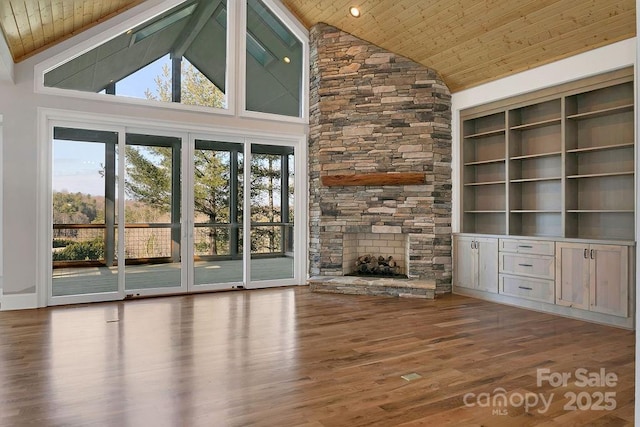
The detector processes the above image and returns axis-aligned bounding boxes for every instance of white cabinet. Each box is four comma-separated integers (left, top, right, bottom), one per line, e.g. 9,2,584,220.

556,243,629,317
499,238,555,303
453,236,498,293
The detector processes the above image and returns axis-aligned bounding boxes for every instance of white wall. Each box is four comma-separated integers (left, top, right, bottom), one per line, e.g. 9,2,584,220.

0,0,308,305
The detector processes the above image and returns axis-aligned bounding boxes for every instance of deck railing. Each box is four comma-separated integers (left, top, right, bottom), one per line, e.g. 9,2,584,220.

53,222,293,267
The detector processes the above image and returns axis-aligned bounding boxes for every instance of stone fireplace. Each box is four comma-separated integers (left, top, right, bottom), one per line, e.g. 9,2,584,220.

307,23,452,297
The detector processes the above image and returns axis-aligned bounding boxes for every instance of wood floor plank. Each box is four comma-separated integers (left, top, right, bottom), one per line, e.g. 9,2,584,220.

0,288,634,425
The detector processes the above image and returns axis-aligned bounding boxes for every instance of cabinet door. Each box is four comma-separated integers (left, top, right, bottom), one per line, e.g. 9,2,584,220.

555,243,590,310
454,236,477,289
477,237,498,293
589,245,628,317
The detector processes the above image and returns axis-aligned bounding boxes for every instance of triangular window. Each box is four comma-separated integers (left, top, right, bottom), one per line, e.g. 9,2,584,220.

44,0,228,110
40,0,307,119
245,0,303,117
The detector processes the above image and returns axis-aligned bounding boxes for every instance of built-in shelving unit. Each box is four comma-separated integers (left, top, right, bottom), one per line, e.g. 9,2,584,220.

460,69,635,241
456,69,635,329
462,111,507,234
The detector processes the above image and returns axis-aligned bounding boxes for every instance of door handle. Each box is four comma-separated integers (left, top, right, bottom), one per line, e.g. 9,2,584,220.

590,249,595,259
583,248,588,259
518,263,533,267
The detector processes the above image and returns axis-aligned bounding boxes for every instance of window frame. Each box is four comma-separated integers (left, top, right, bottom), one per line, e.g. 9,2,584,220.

33,0,309,123
238,0,309,123
34,0,237,118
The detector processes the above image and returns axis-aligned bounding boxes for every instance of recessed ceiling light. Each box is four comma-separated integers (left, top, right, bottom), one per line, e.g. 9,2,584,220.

349,6,361,18
283,56,291,64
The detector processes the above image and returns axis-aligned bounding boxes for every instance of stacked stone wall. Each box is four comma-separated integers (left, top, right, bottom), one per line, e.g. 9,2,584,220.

308,23,452,293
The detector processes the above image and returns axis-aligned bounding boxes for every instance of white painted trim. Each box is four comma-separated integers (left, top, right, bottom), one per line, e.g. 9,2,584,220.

264,0,309,39
237,0,248,118
0,32,14,83
225,0,239,118
36,86,235,117
36,109,51,308
0,115,3,300
39,107,304,140
243,141,252,286
0,293,38,311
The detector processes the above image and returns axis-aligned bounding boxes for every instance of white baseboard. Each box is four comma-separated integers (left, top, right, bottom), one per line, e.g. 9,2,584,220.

1,293,39,311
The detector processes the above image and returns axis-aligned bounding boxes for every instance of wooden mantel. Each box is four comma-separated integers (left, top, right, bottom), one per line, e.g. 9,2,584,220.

321,172,426,187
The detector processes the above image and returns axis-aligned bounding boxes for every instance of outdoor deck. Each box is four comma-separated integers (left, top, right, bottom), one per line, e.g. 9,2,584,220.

52,257,295,296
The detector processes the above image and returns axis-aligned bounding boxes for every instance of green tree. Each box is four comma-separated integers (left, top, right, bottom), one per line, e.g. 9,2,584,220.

53,191,99,225
250,154,282,252
125,146,172,211
193,150,233,254
125,63,231,254
144,61,225,108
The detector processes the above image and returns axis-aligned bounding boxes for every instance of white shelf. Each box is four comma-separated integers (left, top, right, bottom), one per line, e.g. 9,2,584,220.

510,177,561,183
510,210,561,213
510,151,561,161
464,129,505,139
566,142,634,154
567,210,634,213
566,171,633,179
464,180,506,186
566,103,633,120
464,210,506,213
510,118,561,131
463,158,505,166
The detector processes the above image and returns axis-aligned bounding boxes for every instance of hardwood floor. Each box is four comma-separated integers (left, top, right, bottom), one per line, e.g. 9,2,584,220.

0,287,634,426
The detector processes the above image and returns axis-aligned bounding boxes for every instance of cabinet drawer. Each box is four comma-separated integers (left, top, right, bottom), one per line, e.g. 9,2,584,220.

499,274,555,304
499,253,554,279
499,239,554,255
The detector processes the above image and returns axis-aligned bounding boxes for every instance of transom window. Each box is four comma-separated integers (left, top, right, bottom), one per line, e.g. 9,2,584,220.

42,0,306,119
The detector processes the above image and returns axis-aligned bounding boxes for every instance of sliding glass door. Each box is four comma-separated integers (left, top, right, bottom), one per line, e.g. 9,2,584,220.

51,127,122,303
190,139,244,290
123,132,186,295
50,125,302,304
249,144,295,285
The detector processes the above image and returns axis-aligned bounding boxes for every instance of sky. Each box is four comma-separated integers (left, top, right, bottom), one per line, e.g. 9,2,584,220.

53,55,171,195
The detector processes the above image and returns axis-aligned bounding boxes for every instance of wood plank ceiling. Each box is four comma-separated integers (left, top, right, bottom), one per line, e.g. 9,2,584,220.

0,0,144,62
0,0,635,92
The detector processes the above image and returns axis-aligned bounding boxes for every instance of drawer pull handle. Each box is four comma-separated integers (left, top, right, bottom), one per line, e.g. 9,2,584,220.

518,286,533,291
518,245,533,248
518,263,533,267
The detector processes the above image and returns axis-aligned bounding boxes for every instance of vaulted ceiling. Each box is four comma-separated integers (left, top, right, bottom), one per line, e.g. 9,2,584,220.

0,0,636,92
